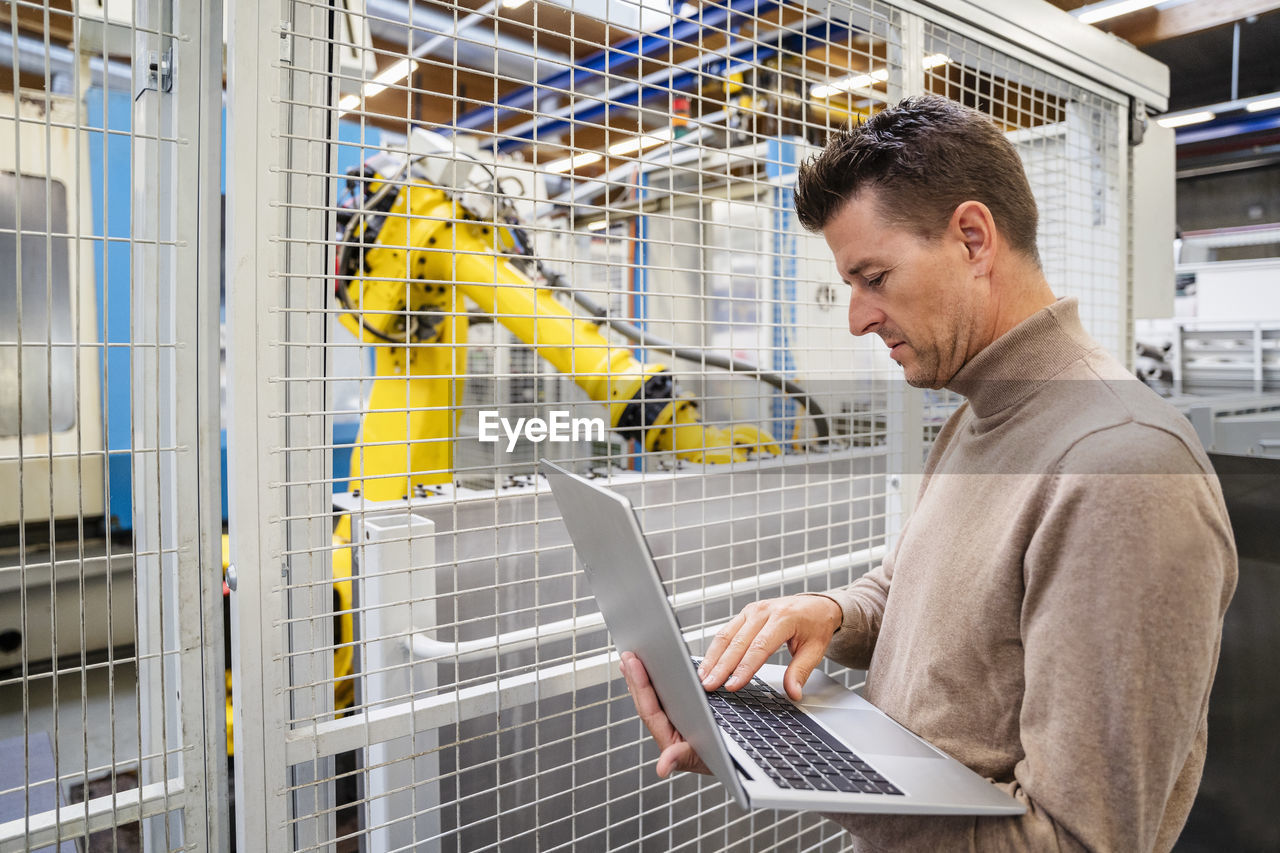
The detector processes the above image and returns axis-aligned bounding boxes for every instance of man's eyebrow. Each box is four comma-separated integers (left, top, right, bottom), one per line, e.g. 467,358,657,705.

843,259,886,278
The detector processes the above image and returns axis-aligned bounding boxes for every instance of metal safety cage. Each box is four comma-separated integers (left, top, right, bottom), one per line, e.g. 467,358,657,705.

0,0,226,851
224,0,1163,850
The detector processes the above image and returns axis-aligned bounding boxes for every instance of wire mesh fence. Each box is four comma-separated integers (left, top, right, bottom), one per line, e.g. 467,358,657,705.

225,1,1135,851
0,0,1148,850
0,0,225,850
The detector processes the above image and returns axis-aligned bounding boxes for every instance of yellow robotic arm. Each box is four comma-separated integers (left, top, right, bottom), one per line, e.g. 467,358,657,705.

335,166,779,503
309,158,780,718
225,153,785,753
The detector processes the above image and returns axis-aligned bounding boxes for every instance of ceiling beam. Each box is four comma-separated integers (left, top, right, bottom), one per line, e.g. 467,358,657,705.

12,0,77,46
1105,1,1280,47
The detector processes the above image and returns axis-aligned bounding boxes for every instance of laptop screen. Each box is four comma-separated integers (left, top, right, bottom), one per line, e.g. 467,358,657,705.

540,460,748,805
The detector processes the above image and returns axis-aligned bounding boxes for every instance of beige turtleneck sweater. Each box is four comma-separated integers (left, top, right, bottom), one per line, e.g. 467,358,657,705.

817,298,1237,852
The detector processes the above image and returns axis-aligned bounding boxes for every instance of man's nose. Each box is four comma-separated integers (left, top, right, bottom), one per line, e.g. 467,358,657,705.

847,289,883,337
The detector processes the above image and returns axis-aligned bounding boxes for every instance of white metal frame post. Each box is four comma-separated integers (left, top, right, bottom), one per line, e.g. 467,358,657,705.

182,0,232,844
130,0,184,840
228,0,346,847
280,0,341,848
226,0,295,847
1118,98,1134,367
130,0,228,847
884,7,927,523
355,511,440,853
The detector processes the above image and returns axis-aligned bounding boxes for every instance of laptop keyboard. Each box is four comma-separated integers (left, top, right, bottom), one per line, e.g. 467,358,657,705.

706,677,904,795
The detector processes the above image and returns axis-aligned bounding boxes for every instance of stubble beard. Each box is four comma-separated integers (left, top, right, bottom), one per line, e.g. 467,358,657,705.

901,348,945,390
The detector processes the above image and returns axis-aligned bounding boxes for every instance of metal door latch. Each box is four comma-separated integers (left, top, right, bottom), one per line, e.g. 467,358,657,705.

146,48,173,93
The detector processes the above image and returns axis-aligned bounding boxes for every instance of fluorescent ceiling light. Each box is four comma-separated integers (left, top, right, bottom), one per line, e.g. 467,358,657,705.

1156,111,1215,129
337,58,419,117
607,128,673,156
545,151,604,173
1074,0,1162,26
1246,95,1280,113
502,0,530,8
585,219,611,231
811,54,950,99
811,69,887,99
362,58,419,101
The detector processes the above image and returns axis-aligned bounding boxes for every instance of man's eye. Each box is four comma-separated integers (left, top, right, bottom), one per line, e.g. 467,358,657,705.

866,273,886,288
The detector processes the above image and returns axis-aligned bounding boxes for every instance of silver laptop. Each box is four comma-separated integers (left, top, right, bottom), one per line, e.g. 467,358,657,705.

541,460,1024,816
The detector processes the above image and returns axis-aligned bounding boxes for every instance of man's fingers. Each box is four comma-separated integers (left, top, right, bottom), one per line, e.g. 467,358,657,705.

621,653,679,748
655,743,709,778
620,652,711,778
621,653,660,717
620,651,652,700
701,607,772,690
698,612,745,679
722,622,788,690
782,636,828,701
627,596,844,779
655,744,688,777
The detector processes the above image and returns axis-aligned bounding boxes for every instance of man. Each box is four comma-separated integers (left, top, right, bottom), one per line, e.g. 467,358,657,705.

620,95,1237,851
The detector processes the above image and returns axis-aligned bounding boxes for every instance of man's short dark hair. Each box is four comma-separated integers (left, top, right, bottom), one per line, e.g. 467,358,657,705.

793,95,1041,265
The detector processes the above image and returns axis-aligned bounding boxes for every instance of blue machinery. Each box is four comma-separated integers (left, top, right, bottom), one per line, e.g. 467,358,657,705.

86,89,384,530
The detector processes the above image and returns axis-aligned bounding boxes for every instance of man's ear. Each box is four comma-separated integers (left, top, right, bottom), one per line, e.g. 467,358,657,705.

951,201,997,276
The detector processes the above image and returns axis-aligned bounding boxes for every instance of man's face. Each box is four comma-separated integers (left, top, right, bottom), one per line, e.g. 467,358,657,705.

821,191,984,389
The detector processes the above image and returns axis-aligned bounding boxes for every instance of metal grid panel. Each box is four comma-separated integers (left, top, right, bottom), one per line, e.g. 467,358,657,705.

913,20,1128,445
226,1,1135,850
0,0,226,850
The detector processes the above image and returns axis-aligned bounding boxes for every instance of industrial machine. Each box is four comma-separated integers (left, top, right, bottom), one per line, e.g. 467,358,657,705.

0,92,105,531
332,131,788,501
225,130,832,743
0,91,123,673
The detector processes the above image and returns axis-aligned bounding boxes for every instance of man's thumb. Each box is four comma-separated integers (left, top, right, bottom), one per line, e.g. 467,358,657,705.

784,643,824,700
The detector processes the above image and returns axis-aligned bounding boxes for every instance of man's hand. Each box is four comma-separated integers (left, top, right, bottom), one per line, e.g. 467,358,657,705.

618,596,841,778
620,651,710,777
697,595,843,700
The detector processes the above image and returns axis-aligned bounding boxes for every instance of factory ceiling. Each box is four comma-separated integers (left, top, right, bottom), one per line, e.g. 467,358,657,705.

1049,1,1280,108
1050,1,1280,176
350,0,1280,178
2,0,1278,176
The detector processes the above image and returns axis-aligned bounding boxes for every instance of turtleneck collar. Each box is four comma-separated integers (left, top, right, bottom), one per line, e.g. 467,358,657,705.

944,297,1094,419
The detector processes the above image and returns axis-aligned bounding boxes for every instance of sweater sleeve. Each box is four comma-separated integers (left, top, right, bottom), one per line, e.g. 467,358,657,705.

804,550,894,672
809,407,966,673
825,427,1236,852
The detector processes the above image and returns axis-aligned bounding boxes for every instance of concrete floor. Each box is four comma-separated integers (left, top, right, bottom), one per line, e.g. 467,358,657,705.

0,533,150,850
0,658,140,782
